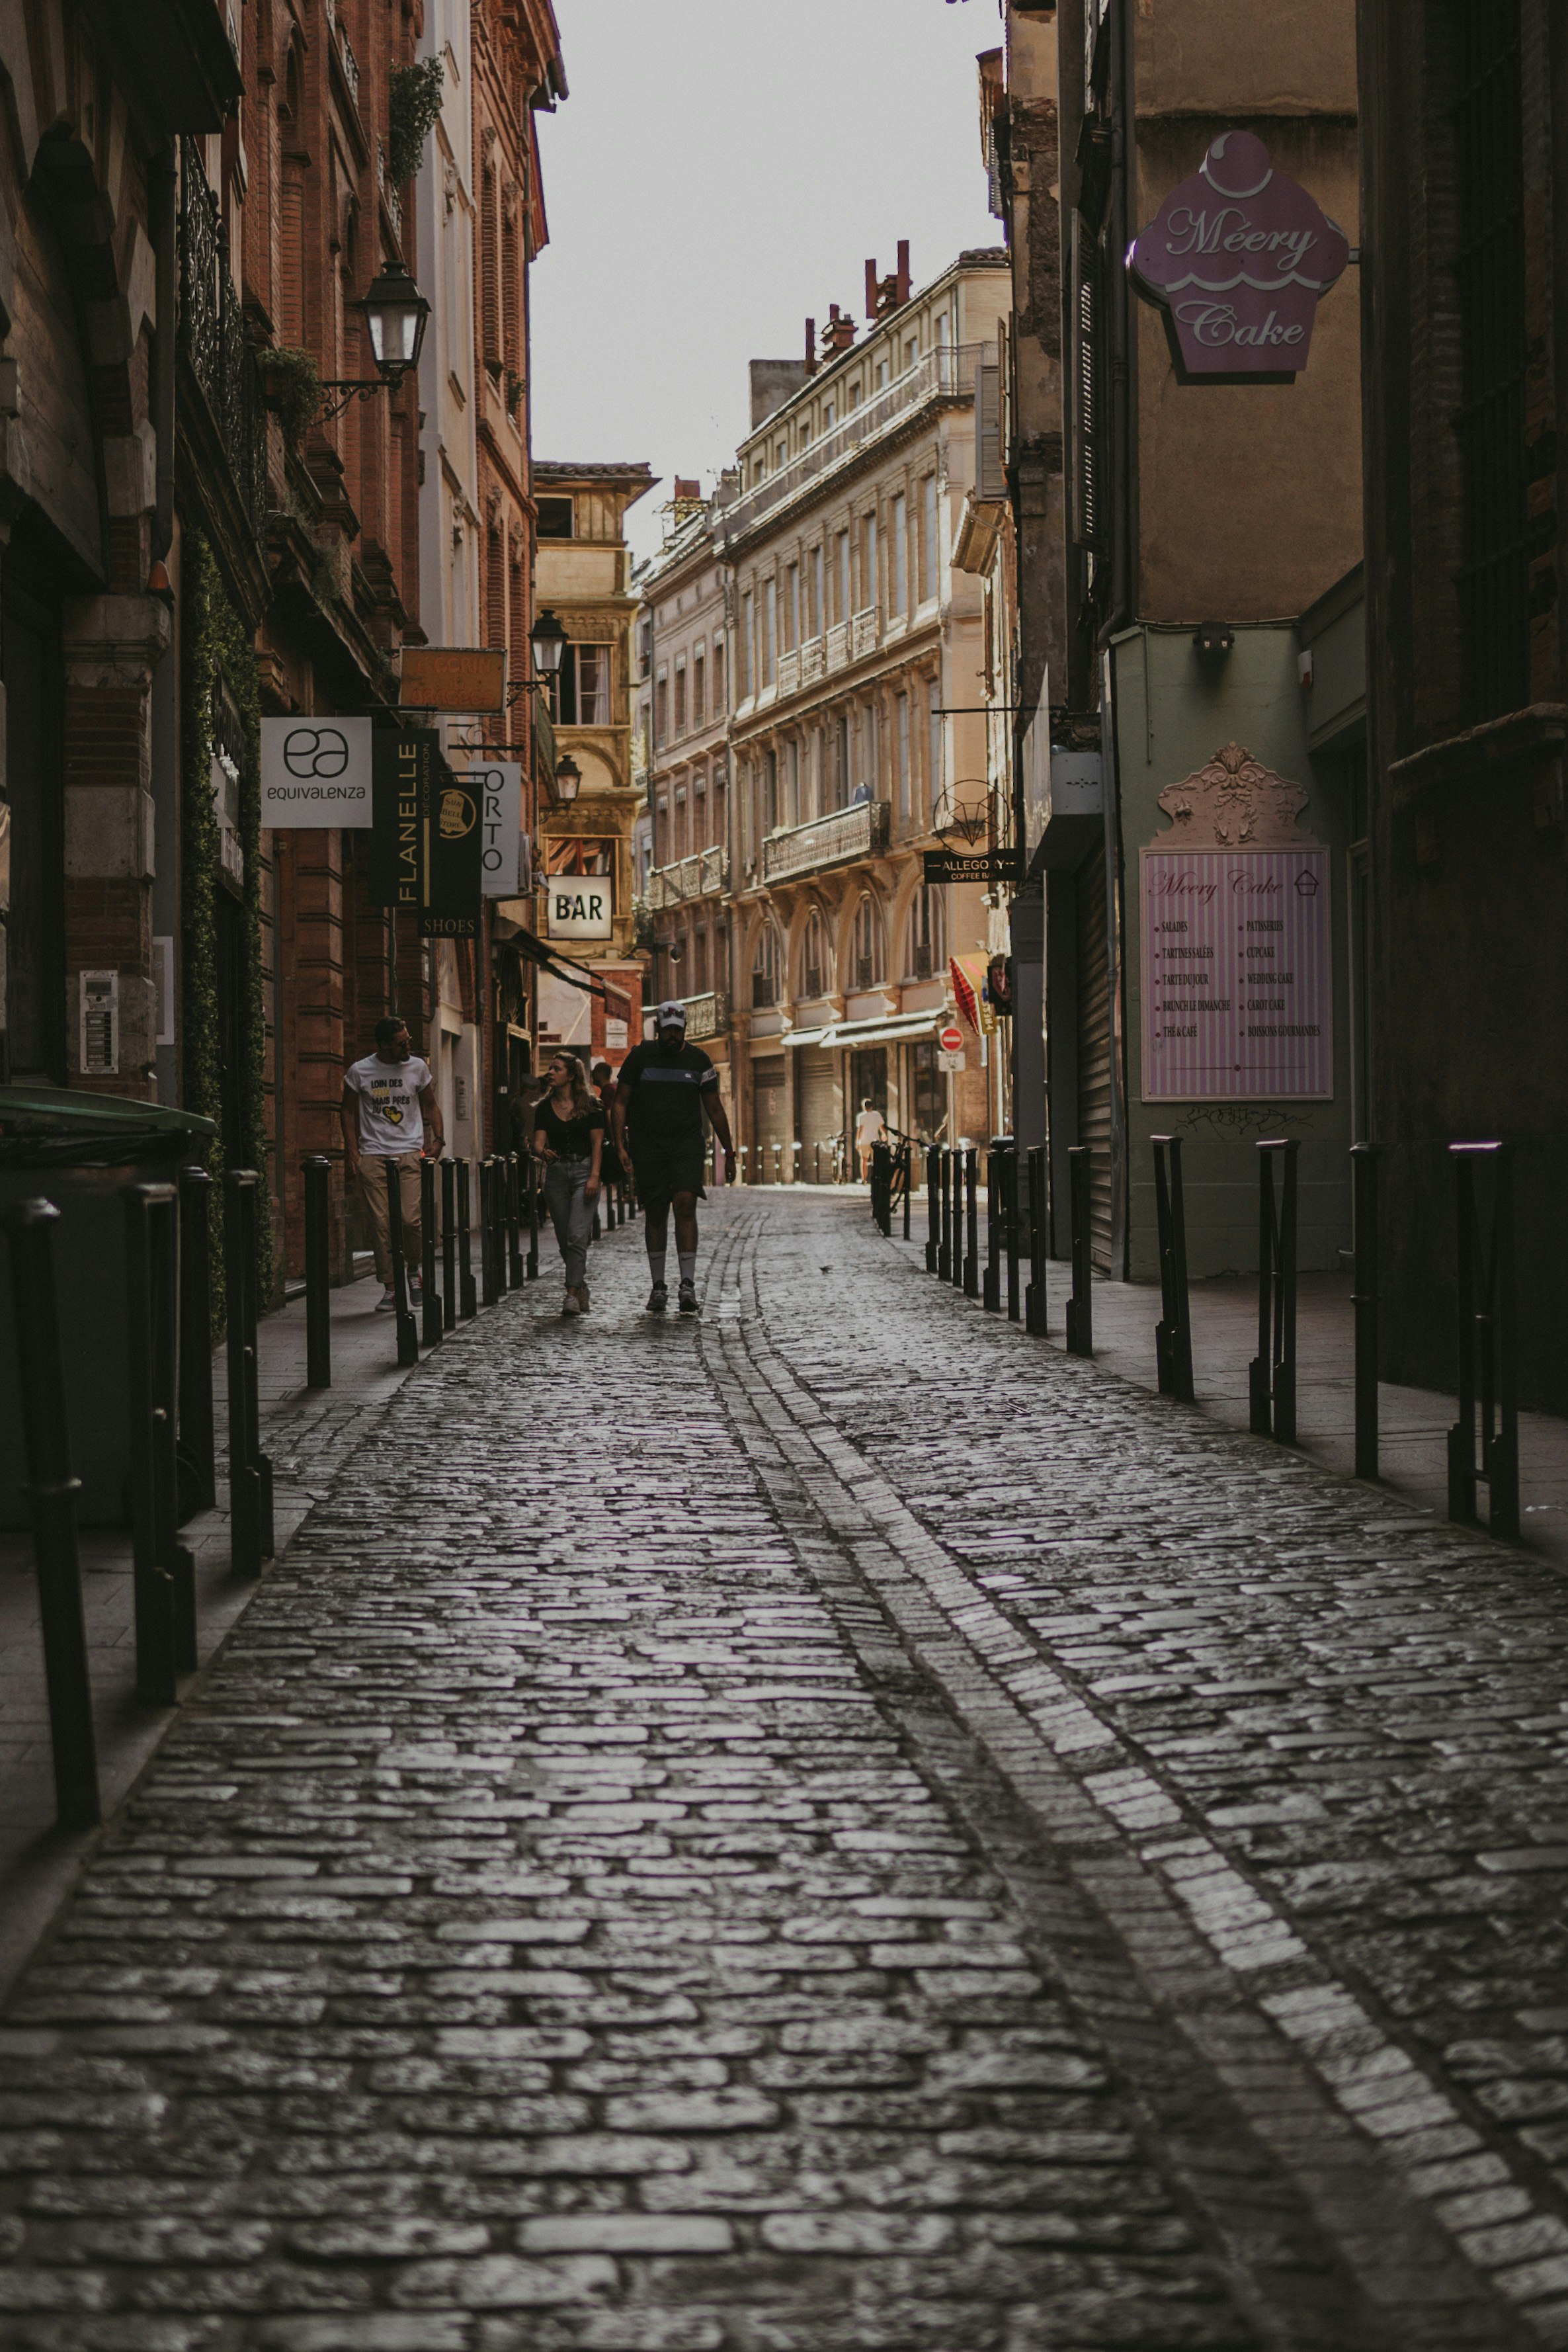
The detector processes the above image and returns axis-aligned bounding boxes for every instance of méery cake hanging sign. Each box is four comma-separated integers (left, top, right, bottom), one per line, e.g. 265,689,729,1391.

1128,130,1349,384
1141,743,1331,1103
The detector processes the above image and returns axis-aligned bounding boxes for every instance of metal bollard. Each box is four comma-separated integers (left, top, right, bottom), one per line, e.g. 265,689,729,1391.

963,1148,979,1300
925,1146,939,1272
457,1159,477,1318
5,1200,101,1827
983,1145,1001,1310
1003,1142,1020,1322
1151,1136,1194,1404
1025,1144,1048,1335
441,1158,458,1329
1351,1143,1380,1480
900,1140,912,1241
1066,1145,1093,1357
525,1152,540,1279
508,1154,525,1284
480,1159,501,1307
1447,1141,1518,1538
869,1140,891,1235
420,1159,442,1349
1248,1139,1300,1444
304,1155,332,1388
176,1163,217,1513
224,1170,275,1575
384,1159,420,1367
124,1182,193,1697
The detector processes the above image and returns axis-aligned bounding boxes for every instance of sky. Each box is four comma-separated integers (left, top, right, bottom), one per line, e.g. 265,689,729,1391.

530,0,1004,566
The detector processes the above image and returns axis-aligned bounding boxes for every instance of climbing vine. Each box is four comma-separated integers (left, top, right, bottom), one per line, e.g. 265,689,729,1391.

181,533,270,1333
388,58,444,185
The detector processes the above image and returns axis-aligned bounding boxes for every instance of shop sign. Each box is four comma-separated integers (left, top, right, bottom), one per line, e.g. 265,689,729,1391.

1128,130,1349,384
368,730,483,937
455,761,522,897
261,716,373,827
1140,741,1331,1101
924,849,1022,884
399,648,507,712
545,878,613,941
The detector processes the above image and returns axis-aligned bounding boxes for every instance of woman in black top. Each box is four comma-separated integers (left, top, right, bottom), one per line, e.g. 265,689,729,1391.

532,1053,605,1316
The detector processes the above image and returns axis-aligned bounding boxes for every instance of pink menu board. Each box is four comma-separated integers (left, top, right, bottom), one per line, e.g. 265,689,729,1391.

1140,847,1332,1100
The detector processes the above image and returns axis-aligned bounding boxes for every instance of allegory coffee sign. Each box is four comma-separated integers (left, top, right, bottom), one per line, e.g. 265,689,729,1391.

1128,130,1349,384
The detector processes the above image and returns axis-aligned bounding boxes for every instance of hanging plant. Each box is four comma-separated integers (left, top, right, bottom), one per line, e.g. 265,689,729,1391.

181,534,272,1333
261,346,322,450
388,57,444,186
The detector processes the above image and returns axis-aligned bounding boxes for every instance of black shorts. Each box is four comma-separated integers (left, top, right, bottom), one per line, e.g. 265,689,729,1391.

631,1144,706,1216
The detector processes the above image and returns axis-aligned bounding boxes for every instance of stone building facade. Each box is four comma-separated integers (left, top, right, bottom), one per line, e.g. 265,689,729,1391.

718,250,1012,1184
638,491,733,1128
533,460,655,1073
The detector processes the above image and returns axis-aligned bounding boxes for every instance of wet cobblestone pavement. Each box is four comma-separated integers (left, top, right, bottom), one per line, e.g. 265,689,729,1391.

3,1191,1567,2350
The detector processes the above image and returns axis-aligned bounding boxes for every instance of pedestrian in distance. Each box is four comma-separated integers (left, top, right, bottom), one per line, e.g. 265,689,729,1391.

340,1017,444,1312
592,1060,617,1117
612,999,733,1316
533,1051,604,1318
856,1096,887,1185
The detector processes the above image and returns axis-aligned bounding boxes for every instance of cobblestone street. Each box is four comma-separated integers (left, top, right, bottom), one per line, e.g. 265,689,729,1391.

4,1191,1568,2351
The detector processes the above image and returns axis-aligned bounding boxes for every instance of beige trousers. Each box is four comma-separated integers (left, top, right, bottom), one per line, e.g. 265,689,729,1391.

359,1152,423,1286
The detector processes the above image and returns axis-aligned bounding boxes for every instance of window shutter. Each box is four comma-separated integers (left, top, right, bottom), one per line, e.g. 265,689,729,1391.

974,357,1005,501
481,167,501,371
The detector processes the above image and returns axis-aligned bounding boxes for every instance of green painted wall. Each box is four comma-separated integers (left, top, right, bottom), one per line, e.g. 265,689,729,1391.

1111,622,1352,1280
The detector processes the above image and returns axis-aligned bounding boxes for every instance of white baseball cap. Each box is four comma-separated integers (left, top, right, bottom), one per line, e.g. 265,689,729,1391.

656,999,687,1029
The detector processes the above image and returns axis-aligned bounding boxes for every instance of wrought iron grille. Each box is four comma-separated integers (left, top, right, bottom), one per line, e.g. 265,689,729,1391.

1452,1,1530,724
179,139,267,542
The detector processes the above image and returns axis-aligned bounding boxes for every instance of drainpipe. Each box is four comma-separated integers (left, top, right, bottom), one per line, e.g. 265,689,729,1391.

150,142,178,573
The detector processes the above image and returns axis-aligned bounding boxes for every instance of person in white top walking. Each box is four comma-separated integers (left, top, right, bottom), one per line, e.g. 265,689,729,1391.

855,1097,887,1185
340,1019,444,1310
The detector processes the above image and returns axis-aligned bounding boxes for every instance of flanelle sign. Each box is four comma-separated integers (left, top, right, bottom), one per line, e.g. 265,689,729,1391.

1128,130,1349,383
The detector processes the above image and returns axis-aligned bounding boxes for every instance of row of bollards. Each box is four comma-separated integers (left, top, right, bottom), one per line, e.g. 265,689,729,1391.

867,1139,913,1241
893,1129,1522,1544
3,1163,276,1830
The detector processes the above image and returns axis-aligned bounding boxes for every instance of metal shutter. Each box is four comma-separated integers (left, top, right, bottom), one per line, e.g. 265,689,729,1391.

751,1056,788,1182
794,1048,840,1183
1076,846,1113,1271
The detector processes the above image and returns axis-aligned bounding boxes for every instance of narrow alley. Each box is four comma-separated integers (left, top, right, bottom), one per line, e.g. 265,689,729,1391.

3,1195,1567,2351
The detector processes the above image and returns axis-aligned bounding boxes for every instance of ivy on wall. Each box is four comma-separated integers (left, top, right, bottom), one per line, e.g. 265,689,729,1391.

181,532,270,1331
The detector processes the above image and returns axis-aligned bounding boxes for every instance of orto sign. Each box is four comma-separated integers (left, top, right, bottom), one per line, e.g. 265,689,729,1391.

1128,130,1349,384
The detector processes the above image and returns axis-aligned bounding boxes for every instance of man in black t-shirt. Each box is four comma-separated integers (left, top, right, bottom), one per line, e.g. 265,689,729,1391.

613,1000,734,1314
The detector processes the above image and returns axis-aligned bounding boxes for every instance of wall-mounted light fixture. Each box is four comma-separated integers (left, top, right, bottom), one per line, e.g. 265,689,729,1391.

1194,623,1235,657
317,265,432,421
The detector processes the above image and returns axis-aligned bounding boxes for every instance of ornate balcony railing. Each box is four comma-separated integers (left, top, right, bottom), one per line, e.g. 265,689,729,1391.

645,845,729,910
179,138,266,541
722,344,983,540
762,796,889,884
826,622,849,675
851,606,880,661
681,991,729,1043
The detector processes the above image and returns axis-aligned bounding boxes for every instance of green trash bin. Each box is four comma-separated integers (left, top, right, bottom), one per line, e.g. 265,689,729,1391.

0,1086,218,1529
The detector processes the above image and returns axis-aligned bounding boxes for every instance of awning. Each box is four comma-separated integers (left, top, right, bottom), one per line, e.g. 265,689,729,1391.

815,1012,944,1051
784,1028,829,1049
509,925,632,1023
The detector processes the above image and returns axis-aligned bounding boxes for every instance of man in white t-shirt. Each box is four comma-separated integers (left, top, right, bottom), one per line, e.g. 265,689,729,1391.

855,1097,886,1184
340,1019,444,1310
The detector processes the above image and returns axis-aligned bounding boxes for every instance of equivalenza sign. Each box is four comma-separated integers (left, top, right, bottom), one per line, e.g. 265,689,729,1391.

1128,130,1349,384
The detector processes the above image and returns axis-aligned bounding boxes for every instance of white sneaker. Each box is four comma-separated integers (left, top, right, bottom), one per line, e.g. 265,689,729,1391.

376,1286,397,1313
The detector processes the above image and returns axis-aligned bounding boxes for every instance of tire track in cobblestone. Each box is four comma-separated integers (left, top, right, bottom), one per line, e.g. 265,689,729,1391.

724,1194,1568,2350
1,1217,1265,2351
705,1206,1544,2351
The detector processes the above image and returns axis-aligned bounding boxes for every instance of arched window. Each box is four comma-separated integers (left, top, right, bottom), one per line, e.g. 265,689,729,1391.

800,907,828,999
751,921,780,1009
852,894,884,990
908,884,946,980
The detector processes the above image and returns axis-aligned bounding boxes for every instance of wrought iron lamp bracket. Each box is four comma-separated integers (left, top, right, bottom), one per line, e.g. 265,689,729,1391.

316,378,400,425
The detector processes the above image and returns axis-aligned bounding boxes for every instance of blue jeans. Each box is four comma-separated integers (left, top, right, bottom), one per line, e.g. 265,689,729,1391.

543,1156,595,1288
